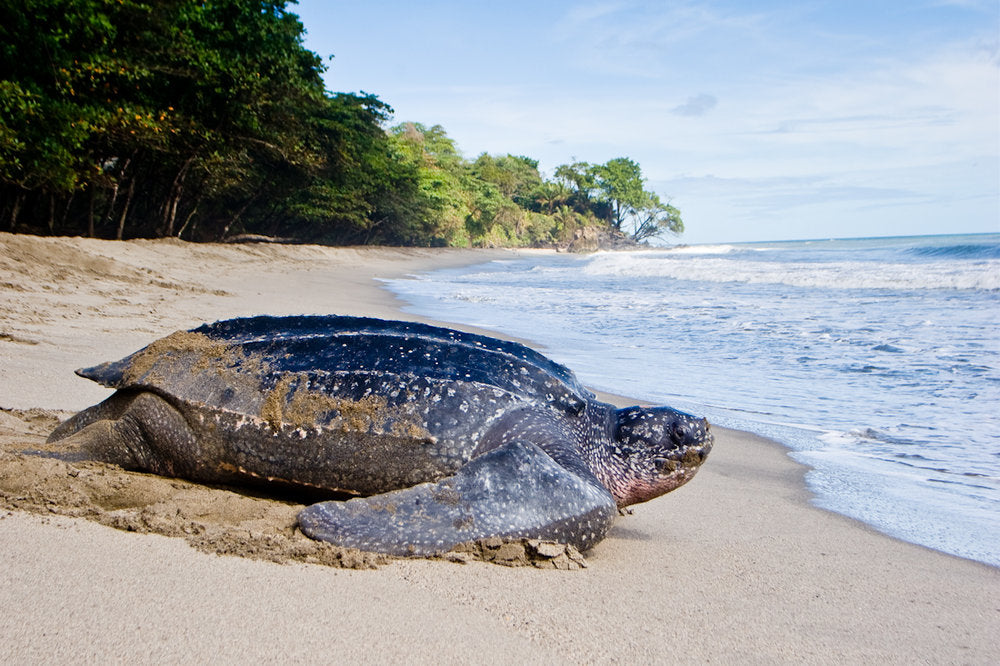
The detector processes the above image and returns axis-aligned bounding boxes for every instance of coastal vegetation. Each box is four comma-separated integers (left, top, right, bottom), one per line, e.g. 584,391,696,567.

0,0,682,247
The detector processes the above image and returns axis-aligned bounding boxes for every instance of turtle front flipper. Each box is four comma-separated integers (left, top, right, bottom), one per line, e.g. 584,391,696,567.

297,441,618,556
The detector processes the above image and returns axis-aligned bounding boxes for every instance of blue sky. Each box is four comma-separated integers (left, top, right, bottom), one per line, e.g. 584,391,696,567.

293,0,999,244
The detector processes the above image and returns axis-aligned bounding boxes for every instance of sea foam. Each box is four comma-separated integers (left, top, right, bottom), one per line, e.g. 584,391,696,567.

582,250,1000,290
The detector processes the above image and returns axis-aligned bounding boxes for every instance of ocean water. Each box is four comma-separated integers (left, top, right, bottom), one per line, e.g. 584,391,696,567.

384,233,1000,567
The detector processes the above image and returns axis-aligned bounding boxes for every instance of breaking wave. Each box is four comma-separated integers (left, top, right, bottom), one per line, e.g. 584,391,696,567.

582,250,1000,291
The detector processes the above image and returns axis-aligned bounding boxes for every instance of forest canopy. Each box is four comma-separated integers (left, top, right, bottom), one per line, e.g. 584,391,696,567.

0,0,683,247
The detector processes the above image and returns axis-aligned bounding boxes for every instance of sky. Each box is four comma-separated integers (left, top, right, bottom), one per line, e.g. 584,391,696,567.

293,0,999,244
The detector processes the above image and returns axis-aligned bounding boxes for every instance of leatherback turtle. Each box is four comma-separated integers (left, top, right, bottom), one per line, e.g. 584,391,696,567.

48,315,713,556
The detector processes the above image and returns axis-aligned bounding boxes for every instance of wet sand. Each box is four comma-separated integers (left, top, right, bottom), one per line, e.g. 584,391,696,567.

1,232,997,662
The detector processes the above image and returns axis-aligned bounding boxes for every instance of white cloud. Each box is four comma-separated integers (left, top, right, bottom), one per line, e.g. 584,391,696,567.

671,94,718,117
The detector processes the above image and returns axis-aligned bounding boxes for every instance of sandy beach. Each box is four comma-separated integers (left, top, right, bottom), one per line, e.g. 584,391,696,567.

1,231,997,663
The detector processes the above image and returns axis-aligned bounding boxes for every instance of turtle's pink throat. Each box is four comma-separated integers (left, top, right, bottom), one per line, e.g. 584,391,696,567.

621,470,698,507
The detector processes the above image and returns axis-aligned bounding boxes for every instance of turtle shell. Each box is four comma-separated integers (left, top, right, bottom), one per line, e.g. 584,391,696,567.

77,315,594,432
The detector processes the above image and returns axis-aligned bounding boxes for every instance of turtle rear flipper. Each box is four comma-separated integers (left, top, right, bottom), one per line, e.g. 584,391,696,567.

47,390,141,443
297,441,617,556
45,391,199,475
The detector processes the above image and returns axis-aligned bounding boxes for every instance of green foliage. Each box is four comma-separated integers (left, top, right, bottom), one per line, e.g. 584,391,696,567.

586,157,684,241
592,157,646,231
630,194,684,242
472,153,542,207
553,161,597,200
0,1,684,245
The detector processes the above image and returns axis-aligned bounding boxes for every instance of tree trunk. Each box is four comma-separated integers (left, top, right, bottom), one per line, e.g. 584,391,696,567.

87,186,95,237
60,192,75,232
102,155,133,232
9,192,23,231
165,187,182,237
163,157,194,237
218,198,254,241
176,203,199,240
103,182,120,231
116,177,136,241
363,217,384,245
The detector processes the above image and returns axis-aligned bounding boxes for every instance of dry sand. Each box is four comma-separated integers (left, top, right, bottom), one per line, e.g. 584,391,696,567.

1,231,997,663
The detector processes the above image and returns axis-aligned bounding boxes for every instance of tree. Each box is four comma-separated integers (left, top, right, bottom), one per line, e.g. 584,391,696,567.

592,157,647,232
471,153,542,208
387,122,471,246
279,93,400,244
532,180,570,214
0,0,340,239
629,193,683,242
0,0,124,230
0,3,686,247
553,161,597,207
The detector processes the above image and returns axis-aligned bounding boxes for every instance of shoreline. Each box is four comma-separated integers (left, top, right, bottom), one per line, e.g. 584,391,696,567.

1,233,997,662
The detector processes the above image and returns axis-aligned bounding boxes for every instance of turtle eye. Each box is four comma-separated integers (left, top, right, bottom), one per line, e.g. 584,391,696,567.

670,420,695,446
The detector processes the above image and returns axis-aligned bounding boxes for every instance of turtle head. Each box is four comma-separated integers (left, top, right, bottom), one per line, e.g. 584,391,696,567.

603,406,713,508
